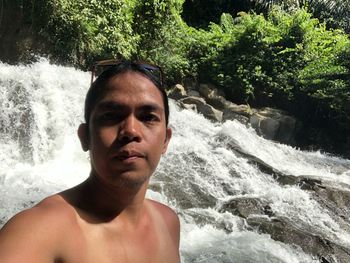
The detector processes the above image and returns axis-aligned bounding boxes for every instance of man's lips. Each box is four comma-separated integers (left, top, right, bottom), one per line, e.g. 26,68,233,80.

112,150,145,160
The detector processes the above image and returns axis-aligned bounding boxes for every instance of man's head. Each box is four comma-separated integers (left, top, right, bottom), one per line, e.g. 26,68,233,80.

78,60,172,189
84,60,169,127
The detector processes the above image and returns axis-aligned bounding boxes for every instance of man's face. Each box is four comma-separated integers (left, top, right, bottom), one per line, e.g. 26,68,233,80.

79,71,171,188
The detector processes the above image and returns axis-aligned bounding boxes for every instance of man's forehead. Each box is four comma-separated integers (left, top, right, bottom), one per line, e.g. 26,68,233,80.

97,76,164,106
95,100,164,112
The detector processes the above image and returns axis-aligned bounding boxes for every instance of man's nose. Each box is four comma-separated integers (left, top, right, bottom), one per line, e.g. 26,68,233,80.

118,115,142,142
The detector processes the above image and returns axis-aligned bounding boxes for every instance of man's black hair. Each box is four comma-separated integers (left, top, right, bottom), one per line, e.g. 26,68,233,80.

84,61,169,127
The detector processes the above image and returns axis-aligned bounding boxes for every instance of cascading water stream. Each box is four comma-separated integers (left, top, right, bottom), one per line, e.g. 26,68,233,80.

1,60,350,262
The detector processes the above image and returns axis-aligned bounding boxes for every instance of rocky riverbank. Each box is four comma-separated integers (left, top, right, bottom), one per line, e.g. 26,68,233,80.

168,82,350,159
168,83,350,262
168,83,302,146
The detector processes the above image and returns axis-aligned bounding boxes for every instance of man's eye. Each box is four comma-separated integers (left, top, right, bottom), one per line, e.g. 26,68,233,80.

142,113,160,122
101,112,116,119
97,112,120,122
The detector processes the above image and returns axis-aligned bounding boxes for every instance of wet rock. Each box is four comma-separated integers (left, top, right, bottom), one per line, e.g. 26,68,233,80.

206,96,229,111
197,103,223,122
219,197,273,218
313,184,350,207
217,188,350,262
198,83,225,99
179,96,206,107
187,90,200,97
301,181,350,227
222,110,249,124
223,132,350,230
179,96,223,122
167,84,187,100
250,113,279,140
273,173,300,185
197,83,229,111
195,83,251,123
198,83,212,98
226,103,254,118
223,137,298,185
222,102,252,124
250,107,300,144
247,216,350,262
298,177,323,190
178,101,197,112
176,84,303,145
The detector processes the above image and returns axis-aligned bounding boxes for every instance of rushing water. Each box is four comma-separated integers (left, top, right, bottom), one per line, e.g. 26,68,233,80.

1,59,350,262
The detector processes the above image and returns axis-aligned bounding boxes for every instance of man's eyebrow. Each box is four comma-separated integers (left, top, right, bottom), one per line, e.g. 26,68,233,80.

95,101,164,112
96,101,123,111
140,104,164,112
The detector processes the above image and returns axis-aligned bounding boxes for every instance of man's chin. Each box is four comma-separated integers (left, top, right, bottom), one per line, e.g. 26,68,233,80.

107,172,150,190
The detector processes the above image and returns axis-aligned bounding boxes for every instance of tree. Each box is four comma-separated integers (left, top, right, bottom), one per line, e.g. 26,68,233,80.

133,0,190,84
181,0,350,33
250,0,350,33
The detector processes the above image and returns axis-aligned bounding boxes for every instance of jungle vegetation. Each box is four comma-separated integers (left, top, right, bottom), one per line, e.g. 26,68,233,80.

1,0,350,155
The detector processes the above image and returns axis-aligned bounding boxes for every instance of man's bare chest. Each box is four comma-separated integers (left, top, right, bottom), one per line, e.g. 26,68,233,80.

59,223,177,263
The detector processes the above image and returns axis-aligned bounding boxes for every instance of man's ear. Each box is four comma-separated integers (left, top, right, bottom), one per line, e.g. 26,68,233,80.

78,123,89,152
162,127,172,154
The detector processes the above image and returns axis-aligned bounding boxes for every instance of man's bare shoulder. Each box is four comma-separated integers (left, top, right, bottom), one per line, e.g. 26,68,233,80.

0,194,78,262
147,199,179,223
146,199,180,246
2,194,77,228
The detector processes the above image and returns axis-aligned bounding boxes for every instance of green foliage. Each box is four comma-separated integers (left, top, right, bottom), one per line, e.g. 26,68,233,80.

181,0,350,36
133,0,189,84
304,1,349,32
186,6,350,153
250,0,350,33
31,0,138,66
191,8,313,106
299,26,350,110
8,0,350,154
17,0,190,81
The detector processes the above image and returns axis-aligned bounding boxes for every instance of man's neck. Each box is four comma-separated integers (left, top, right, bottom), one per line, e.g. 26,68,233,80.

61,174,150,224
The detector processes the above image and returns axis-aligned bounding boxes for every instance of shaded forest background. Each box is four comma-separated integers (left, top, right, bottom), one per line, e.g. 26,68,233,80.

0,0,349,157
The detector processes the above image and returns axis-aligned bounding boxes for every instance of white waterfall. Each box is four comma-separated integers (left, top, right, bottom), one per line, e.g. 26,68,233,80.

1,59,350,262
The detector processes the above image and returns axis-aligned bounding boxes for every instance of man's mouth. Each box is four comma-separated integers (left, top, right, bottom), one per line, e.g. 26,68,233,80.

112,150,145,161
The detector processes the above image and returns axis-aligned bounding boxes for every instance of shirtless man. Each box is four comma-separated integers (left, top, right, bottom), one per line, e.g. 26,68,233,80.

0,60,180,262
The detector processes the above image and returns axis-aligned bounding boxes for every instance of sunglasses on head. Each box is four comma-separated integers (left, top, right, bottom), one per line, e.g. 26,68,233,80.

90,59,164,86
